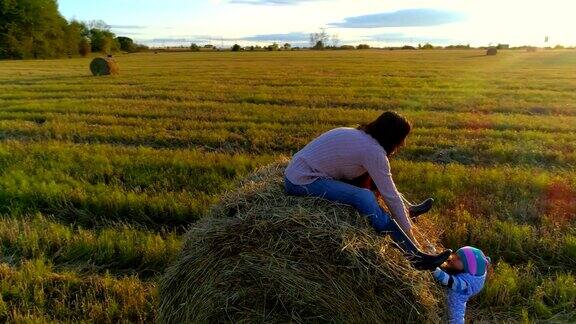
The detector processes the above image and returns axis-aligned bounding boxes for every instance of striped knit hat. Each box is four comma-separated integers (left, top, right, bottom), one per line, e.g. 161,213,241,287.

456,246,490,276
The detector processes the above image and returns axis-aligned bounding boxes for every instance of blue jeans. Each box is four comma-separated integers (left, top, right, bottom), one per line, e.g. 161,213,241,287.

284,175,392,232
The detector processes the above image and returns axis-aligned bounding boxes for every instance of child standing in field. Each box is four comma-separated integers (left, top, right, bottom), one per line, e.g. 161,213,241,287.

433,246,491,324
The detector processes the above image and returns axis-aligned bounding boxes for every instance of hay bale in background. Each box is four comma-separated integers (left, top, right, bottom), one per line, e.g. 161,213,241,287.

90,57,119,76
486,47,498,56
158,158,443,323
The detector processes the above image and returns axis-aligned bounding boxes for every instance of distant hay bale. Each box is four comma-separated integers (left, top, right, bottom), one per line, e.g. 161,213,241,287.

158,158,443,323
486,47,498,56
90,57,119,76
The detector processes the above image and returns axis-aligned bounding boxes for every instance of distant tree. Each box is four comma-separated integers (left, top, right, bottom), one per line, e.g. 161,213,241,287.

117,37,137,52
331,34,340,48
421,43,434,49
231,44,242,51
444,44,471,49
554,44,565,49
313,41,325,50
0,1,119,59
79,38,91,57
339,45,355,50
89,28,118,54
267,43,279,51
356,44,370,50
63,20,86,57
401,45,416,50
283,43,291,50
0,0,74,59
190,43,200,51
310,28,329,49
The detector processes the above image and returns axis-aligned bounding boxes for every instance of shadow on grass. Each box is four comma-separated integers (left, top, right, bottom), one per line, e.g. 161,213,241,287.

462,54,491,58
0,74,93,85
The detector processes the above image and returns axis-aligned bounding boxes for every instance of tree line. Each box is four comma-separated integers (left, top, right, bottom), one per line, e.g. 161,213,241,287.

0,0,147,60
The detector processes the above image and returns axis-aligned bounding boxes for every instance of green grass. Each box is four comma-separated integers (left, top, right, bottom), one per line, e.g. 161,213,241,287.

0,49,574,322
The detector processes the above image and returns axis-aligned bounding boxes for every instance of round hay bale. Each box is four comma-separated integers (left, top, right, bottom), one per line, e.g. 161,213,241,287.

159,158,444,323
486,47,498,56
90,57,119,76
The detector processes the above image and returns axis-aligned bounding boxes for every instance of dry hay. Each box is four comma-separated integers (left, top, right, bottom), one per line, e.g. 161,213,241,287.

486,47,498,56
158,157,444,323
90,57,119,76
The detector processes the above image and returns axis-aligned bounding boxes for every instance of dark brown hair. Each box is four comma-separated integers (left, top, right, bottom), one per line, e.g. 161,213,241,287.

357,111,412,156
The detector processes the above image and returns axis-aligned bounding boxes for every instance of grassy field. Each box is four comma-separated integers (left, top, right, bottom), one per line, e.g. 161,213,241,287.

0,49,574,322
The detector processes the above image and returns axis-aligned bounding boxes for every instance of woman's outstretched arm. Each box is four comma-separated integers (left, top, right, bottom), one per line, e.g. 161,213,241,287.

363,151,415,241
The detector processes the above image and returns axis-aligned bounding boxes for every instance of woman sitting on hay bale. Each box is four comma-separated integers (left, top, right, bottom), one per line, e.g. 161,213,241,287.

284,111,492,322
284,111,451,270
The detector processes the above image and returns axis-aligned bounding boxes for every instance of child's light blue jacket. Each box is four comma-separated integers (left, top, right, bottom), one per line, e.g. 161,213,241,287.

433,268,487,324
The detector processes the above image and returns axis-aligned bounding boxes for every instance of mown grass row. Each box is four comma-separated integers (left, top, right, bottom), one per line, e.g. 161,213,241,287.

0,213,181,277
0,141,275,228
0,105,573,168
1,87,574,115
1,105,575,136
0,258,156,322
0,123,574,168
3,99,574,130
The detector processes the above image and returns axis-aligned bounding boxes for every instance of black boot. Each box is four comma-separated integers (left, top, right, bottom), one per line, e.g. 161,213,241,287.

379,217,451,270
408,198,434,220
412,248,452,271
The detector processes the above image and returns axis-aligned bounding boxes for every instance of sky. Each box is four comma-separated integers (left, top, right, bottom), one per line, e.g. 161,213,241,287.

58,0,576,48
